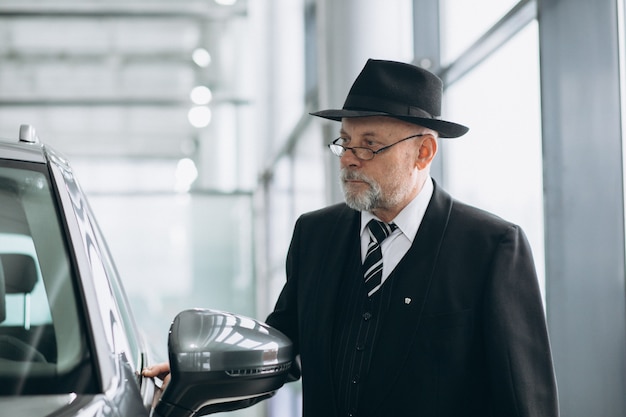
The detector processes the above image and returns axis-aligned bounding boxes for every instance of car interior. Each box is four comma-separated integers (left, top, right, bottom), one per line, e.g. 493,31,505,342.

0,253,51,363
0,165,98,396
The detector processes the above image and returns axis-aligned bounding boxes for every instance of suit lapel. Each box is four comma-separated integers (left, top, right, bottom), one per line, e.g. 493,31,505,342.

362,183,454,409
313,205,361,321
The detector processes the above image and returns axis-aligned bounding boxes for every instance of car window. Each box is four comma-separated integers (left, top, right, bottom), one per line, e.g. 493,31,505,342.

0,161,97,395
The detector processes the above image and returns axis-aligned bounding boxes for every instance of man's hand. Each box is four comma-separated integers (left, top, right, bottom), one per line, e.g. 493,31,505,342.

142,362,171,390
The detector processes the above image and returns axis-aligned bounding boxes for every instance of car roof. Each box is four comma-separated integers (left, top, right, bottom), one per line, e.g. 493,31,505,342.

0,140,46,164
0,125,54,164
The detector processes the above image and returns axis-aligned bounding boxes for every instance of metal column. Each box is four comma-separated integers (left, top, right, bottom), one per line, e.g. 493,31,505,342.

539,0,626,415
316,0,414,204
413,0,444,181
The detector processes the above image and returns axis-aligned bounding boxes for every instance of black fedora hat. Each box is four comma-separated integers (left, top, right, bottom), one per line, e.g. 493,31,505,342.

311,59,468,138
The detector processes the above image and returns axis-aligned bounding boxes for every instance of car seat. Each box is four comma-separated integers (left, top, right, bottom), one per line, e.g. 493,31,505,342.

0,254,47,362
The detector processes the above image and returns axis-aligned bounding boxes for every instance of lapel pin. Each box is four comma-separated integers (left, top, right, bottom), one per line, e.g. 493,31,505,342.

404,297,412,305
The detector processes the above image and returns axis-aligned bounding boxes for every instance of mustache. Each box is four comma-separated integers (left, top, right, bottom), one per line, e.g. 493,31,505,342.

340,169,374,184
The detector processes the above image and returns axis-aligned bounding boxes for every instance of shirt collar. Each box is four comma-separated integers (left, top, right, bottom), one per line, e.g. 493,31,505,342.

360,176,434,242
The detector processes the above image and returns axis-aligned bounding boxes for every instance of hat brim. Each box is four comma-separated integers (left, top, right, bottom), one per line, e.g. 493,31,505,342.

311,109,469,138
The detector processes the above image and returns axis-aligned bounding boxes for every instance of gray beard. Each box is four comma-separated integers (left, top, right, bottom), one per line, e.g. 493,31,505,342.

340,169,383,212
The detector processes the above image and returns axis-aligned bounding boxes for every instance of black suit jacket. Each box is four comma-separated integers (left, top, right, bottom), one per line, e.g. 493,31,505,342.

266,182,559,416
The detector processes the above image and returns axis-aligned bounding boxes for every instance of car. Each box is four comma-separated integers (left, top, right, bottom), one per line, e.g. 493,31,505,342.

0,125,293,416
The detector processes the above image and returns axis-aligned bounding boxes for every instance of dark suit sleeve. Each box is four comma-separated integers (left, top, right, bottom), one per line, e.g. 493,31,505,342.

265,217,303,381
484,224,559,416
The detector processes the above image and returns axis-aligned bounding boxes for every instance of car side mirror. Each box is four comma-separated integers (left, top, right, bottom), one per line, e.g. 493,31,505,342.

154,309,294,417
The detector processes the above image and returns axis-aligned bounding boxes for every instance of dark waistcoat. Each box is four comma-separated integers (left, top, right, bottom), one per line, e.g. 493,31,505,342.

332,238,399,417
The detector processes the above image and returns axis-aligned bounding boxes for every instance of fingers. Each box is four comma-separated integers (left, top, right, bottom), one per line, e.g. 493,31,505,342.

161,374,171,390
142,362,170,378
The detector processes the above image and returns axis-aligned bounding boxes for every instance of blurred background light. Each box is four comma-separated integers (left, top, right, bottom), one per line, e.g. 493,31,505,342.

190,86,213,105
187,106,212,128
192,48,212,67
175,158,198,192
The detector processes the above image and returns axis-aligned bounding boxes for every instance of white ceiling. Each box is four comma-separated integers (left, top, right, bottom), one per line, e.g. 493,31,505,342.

0,0,250,161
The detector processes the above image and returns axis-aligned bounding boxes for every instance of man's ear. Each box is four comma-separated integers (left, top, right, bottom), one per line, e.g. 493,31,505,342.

416,135,438,170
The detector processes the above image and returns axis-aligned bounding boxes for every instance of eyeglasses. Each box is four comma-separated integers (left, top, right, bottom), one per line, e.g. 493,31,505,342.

328,133,426,161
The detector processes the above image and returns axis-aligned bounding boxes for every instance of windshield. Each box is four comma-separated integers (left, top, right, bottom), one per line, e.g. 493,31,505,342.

0,160,97,395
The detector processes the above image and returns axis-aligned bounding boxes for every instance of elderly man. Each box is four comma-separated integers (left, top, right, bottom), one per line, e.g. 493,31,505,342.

145,59,559,417
264,59,559,416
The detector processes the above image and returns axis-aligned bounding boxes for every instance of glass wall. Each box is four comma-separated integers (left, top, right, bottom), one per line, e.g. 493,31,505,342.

89,192,256,361
440,0,520,64
440,21,546,299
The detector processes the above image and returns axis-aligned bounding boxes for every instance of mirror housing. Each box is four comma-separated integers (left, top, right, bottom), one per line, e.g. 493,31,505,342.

154,309,293,417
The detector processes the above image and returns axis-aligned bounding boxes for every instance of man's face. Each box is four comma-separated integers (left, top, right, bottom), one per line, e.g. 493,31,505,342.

338,116,429,215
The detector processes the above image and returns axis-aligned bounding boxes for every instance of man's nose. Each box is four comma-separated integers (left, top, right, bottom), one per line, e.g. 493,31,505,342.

340,148,361,166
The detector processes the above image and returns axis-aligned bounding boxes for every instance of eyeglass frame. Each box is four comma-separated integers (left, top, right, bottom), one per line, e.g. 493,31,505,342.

328,133,427,161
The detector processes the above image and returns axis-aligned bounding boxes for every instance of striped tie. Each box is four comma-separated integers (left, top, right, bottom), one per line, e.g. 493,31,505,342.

363,220,398,297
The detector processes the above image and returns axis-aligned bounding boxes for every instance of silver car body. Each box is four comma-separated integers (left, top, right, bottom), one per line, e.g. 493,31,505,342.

0,134,157,416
